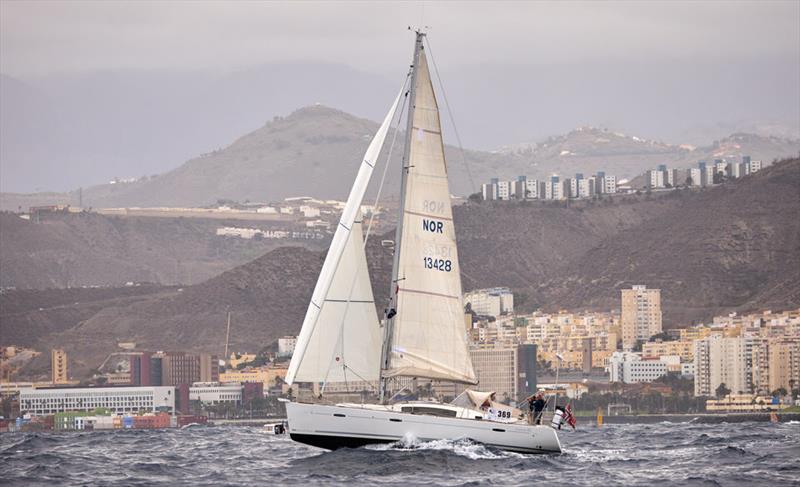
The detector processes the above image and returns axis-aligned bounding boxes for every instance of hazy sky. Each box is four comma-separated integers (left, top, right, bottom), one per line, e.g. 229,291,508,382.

2,1,798,78
1,1,799,193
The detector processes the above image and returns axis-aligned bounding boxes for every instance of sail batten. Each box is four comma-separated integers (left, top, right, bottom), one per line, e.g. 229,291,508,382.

383,45,477,385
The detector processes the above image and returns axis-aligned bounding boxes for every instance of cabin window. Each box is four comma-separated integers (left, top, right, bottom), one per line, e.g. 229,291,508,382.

400,406,457,418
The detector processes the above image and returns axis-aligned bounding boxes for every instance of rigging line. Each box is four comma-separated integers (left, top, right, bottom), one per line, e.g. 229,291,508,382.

319,73,412,395
363,71,411,245
424,37,477,195
344,363,379,393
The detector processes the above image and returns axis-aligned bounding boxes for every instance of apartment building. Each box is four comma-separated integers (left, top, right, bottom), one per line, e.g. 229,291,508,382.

621,285,662,350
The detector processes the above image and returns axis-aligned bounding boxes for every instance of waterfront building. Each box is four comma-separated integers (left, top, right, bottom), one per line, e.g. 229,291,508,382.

620,285,662,350
51,349,68,384
464,287,514,317
607,351,668,384
19,386,176,415
705,393,788,412
469,343,537,403
189,382,242,405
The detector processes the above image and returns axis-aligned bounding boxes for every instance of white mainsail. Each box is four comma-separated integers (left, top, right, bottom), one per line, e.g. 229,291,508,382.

383,48,477,384
286,89,403,386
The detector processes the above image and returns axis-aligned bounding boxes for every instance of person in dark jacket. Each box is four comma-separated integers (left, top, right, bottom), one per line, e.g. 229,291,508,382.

527,392,546,425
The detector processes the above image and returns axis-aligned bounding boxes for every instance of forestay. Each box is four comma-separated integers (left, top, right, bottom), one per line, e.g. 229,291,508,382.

286,89,403,386
383,48,477,384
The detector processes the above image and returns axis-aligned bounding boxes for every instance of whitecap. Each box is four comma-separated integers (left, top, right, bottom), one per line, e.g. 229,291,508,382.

366,436,524,460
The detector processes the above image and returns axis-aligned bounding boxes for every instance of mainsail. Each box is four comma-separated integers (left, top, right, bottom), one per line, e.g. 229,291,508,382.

286,90,403,386
383,45,477,384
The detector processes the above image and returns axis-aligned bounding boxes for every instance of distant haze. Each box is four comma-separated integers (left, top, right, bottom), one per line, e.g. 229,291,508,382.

1,1,798,193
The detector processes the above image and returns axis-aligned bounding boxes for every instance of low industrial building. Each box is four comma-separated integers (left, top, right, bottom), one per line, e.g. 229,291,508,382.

19,386,176,416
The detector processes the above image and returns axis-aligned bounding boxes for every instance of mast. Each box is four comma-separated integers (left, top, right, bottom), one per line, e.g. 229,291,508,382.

379,30,424,402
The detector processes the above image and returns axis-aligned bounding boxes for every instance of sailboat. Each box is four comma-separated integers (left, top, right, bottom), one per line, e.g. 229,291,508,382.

284,31,562,455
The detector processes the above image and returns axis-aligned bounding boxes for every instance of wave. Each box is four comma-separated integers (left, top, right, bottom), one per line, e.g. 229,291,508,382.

366,434,525,460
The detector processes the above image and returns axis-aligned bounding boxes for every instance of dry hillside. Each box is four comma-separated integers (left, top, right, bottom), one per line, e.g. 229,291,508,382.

2,159,798,378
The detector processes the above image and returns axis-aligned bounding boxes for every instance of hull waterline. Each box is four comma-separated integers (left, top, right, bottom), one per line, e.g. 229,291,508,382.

286,402,562,455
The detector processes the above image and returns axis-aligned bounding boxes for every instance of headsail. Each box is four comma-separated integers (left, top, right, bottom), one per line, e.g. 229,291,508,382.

289,212,380,384
383,45,477,384
286,89,403,386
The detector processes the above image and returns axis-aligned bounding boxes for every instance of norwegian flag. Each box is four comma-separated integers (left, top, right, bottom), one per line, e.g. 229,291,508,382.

564,403,577,430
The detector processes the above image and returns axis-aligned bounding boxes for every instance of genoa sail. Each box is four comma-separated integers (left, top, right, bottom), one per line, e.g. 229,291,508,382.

289,213,381,384
383,47,477,384
286,89,403,386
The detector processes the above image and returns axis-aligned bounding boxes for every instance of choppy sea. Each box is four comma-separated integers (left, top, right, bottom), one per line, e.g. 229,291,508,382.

1,421,798,486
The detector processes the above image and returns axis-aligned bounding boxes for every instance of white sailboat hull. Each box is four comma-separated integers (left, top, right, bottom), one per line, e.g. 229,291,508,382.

286,402,562,454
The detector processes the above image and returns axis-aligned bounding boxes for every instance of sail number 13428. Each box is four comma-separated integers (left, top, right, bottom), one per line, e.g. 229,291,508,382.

423,257,452,272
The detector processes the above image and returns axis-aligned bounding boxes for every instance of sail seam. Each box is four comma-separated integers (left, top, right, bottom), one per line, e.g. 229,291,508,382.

397,287,459,300
412,126,441,135
324,299,374,303
404,209,453,221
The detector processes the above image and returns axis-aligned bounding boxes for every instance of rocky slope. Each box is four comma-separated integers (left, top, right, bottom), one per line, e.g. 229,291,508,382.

2,159,797,378
0,211,329,289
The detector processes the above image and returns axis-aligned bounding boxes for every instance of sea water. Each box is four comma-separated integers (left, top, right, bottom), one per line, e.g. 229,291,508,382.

1,421,798,486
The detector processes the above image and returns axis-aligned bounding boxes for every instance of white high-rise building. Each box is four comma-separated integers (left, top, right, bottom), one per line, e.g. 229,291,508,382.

693,335,751,397
603,175,617,194
497,181,512,200
524,179,540,199
278,336,298,357
577,179,592,198
647,170,665,189
481,183,497,201
687,168,701,187
568,178,578,199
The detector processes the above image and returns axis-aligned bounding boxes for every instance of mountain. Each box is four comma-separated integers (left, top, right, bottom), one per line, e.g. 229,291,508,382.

0,211,329,289
3,54,798,194
2,106,797,211
498,127,799,182
3,158,797,379
0,65,397,194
